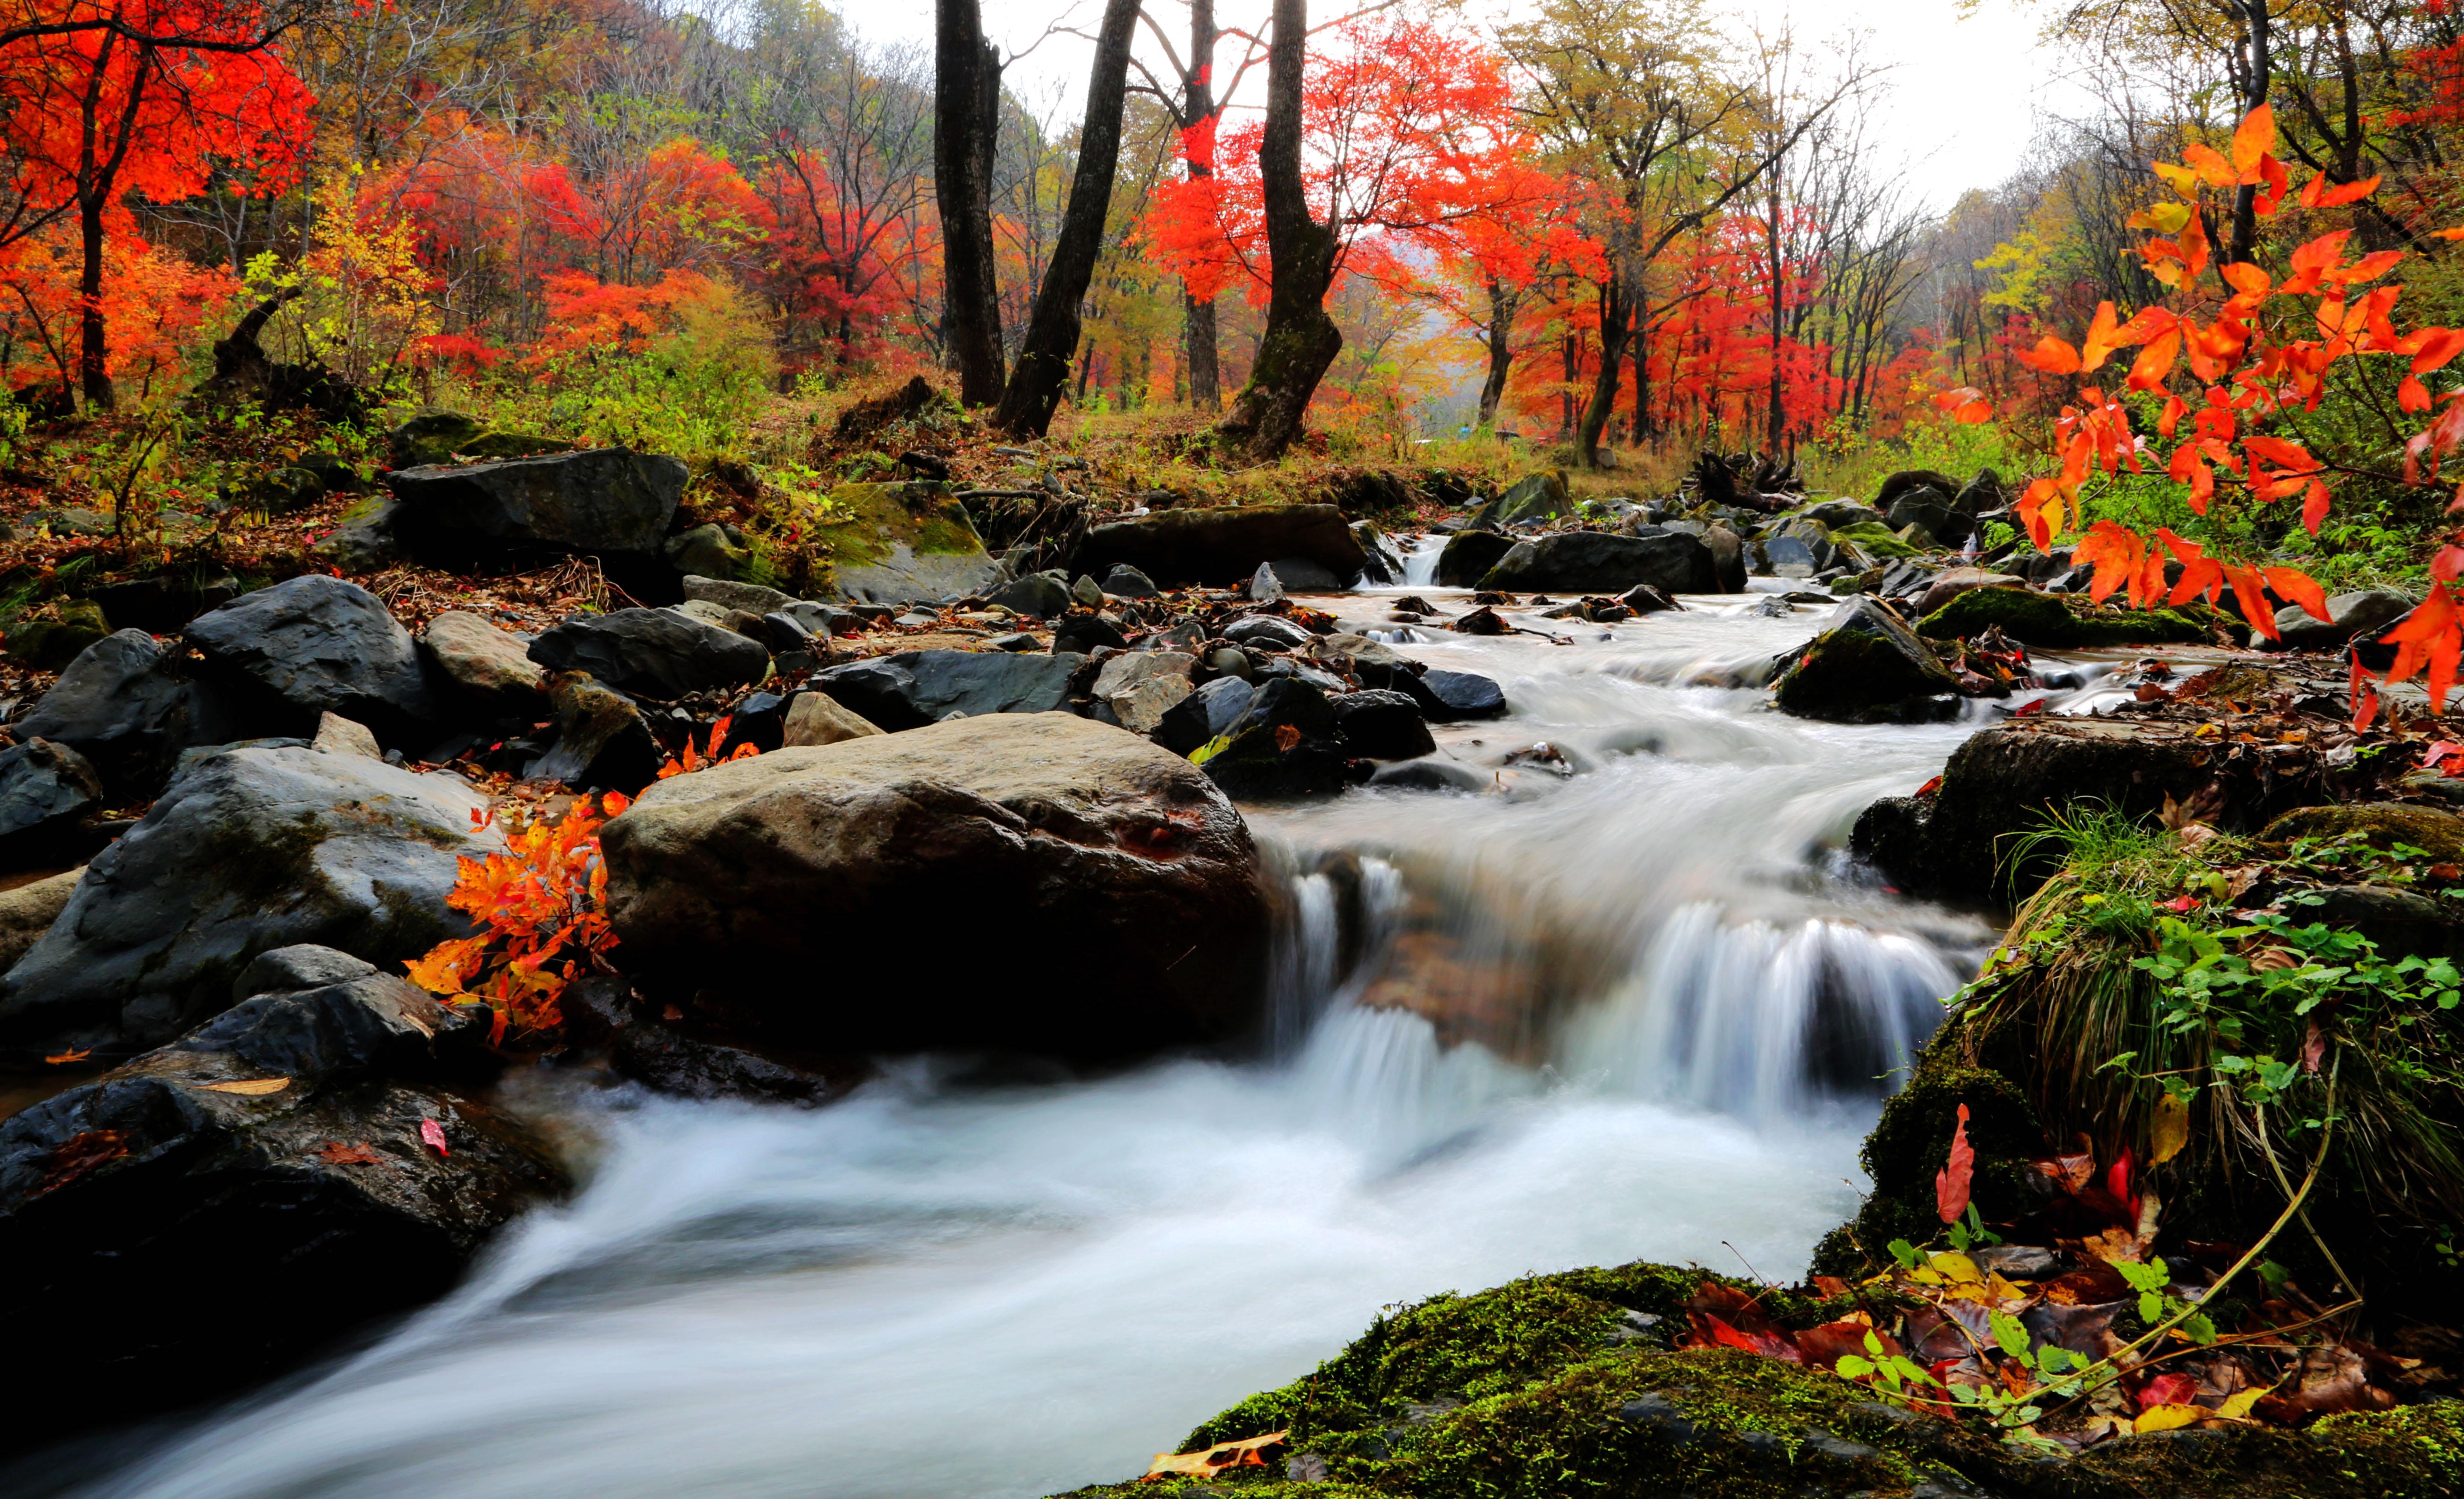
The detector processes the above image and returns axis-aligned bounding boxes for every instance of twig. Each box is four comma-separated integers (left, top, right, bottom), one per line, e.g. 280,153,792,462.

2252,1096,2362,1302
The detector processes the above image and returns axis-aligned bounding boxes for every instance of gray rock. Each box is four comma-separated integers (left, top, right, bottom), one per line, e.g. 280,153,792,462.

527,608,771,699
385,446,686,559
0,866,77,974
1248,562,1288,603
1075,504,1368,586
1197,677,1358,798
1482,471,1572,527
184,576,435,738
1054,614,1129,655
1803,499,1883,529
781,691,886,747
0,737,99,865
313,494,407,571
1093,652,1196,736
533,672,663,789
0,744,506,1055
982,631,1039,652
988,573,1072,619
1224,614,1313,651
1955,467,2004,514
1208,647,1254,680
813,649,1087,731
2275,587,2412,649
183,964,480,1079
683,575,797,615
1155,676,1256,755
1480,532,1717,595
1332,689,1434,759
1368,757,1487,793
1350,522,1407,584
600,714,1269,1056
665,523,748,580
311,712,382,758
233,942,378,1000
1418,669,1508,721
1885,487,1971,548
1072,574,1105,608
1102,565,1159,598
1263,556,1345,591
421,610,548,716
1972,1244,2062,1278
1773,597,1961,723
1435,530,1515,587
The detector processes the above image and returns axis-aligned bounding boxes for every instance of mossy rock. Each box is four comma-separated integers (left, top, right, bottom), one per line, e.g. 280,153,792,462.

1916,586,2219,647
807,480,1000,604
457,431,572,461
1810,1035,2039,1278
2262,802,2464,866
1829,520,1922,559
4,599,108,670
1054,1255,2464,1499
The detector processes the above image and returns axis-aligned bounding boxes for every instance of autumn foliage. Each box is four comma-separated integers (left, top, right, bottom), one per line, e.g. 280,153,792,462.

406,796,626,1043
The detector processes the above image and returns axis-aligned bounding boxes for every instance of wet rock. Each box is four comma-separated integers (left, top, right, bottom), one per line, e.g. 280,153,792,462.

1913,568,2027,617
385,445,686,560
611,1012,860,1106
13,630,241,798
782,690,887,747
1265,556,1345,591
1419,668,1508,721
601,714,1267,1058
0,737,100,869
1351,522,1407,584
1198,678,1358,799
1479,531,1718,595
1053,613,1128,655
1368,757,1488,793
1701,524,1749,592
1154,676,1255,756
1075,503,1367,586
813,649,1086,731
1619,583,1680,613
2272,588,2412,650
1452,605,1510,636
0,954,563,1436
1331,689,1435,759
420,610,547,718
1102,564,1160,598
1914,586,2214,648
0,744,507,1056
1093,652,1195,735
527,608,770,700
682,575,796,615
185,575,437,741
1772,597,1960,723
0,866,77,973
1435,529,1515,586
1225,613,1314,651
534,672,663,790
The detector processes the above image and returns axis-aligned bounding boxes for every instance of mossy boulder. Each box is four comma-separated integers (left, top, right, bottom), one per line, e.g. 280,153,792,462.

809,480,1002,605
4,599,108,670
1916,586,2220,647
1810,1038,2039,1277
1772,598,1961,723
1054,1257,2464,1499
2260,802,2464,866
1829,520,1922,559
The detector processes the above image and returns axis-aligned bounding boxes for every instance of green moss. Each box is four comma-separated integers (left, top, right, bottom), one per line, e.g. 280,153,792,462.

2261,802,2464,865
1830,521,1922,558
1772,621,1958,723
806,481,988,576
1915,586,2221,646
1810,1039,2039,1280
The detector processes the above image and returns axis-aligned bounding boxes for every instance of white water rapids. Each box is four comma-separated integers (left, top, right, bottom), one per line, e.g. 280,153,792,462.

13,562,2091,1499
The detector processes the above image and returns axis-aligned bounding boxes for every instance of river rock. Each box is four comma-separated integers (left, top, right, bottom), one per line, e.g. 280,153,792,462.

1772,597,1960,723
314,494,404,571
0,743,506,1056
1480,532,1717,595
0,866,77,973
1803,499,1883,530
1479,472,1572,527
0,737,100,869
384,445,684,560
781,690,886,747
1075,503,1367,586
1249,562,1289,602
1875,469,1961,509
534,672,663,789
1701,524,1748,592
12,630,241,799
812,649,1086,731
0,954,563,1435
185,575,437,740
89,570,240,634
1912,568,2026,618
808,481,1003,605
1351,523,1407,584
1103,564,1160,598
1332,689,1436,760
665,523,748,580
1197,677,1357,798
1267,556,1347,591
2273,588,2412,649
1224,613,1313,651
1417,669,1508,721
420,610,546,717
1055,613,1130,654
1436,529,1515,586
600,713,1268,1056
1884,487,1970,548
1093,652,1195,735
527,608,770,700
1955,468,2004,513
989,573,1072,619
1154,676,1255,755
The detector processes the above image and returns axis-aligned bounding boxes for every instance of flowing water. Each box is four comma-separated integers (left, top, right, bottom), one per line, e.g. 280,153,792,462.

15,558,2084,1499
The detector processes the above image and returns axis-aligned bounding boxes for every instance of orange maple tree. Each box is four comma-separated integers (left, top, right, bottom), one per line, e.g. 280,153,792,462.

1936,105,2464,720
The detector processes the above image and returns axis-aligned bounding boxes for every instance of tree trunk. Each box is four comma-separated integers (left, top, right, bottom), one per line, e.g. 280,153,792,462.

935,0,1005,406
1575,274,1631,467
993,0,1141,437
2228,0,2272,266
1765,178,1783,453
1214,0,1342,460
1185,291,1220,410
1476,278,1515,427
77,191,108,411
1629,330,1651,446
1181,0,1222,410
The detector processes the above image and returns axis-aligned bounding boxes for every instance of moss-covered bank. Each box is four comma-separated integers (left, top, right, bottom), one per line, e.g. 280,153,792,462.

1914,586,2233,647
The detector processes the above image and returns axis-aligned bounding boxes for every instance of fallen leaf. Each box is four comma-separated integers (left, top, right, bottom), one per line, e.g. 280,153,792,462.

2135,1403,2202,1433
1144,1431,1287,1481
1928,1252,1985,1284
1273,723,1302,752
198,1077,290,1096
42,1047,91,1065
420,1118,450,1156
34,1128,128,1196
316,1141,384,1165
2217,1384,2276,1421
1936,1103,1975,1224
2151,1092,2190,1164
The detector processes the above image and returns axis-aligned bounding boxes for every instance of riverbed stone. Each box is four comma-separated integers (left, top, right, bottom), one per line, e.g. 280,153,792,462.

1075,503,1367,586
1772,597,1959,723
1332,689,1436,760
2273,588,2412,650
0,737,100,868
813,649,1086,731
1417,668,1508,721
420,610,548,716
600,713,1267,1056
0,743,506,1056
184,575,437,740
385,445,684,558
1481,532,1719,595
12,630,240,799
1436,529,1516,587
781,690,886,747
1224,613,1314,651
527,607,771,700
533,672,662,790
1155,676,1255,755
1093,652,1195,735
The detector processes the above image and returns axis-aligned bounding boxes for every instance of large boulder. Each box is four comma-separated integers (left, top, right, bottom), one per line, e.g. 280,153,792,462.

812,649,1086,730
184,575,437,740
599,714,1269,1057
1435,529,1515,587
1074,503,1367,586
1772,598,1960,723
1884,487,1970,548
2273,588,2412,650
420,610,547,717
0,737,100,868
384,445,685,560
0,949,563,1436
1914,587,2216,647
527,608,770,700
1479,471,1572,527
806,481,1003,604
1479,531,1717,595
12,630,241,799
0,744,506,1057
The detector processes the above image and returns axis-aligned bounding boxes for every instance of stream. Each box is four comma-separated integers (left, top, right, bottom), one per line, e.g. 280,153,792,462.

13,560,2089,1499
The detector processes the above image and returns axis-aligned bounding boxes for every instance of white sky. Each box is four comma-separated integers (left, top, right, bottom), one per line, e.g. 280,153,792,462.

846,0,2102,213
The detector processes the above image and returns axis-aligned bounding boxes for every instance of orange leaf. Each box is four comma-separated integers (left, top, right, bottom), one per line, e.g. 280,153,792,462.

316,1141,385,1165
1144,1433,1288,1481
2301,173,2381,208
2266,566,2330,621
43,1047,91,1065
2080,301,2121,372
2182,141,2239,188
2231,104,2275,177
2302,476,2331,534
2018,336,2082,374
2220,262,2270,297
2127,329,2182,391
2404,376,2434,413
2224,564,2280,639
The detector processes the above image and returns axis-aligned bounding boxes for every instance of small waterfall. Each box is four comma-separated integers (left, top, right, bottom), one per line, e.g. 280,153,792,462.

1400,536,1443,588
1562,901,1959,1122
1263,848,1407,1053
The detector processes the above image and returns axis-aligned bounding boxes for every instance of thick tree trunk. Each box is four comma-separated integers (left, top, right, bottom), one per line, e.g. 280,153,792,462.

1214,0,1341,460
1575,275,1631,468
78,193,109,411
1629,332,1651,446
1476,279,1515,427
1185,291,1220,409
934,0,1005,407
1181,0,1222,410
993,0,1140,437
